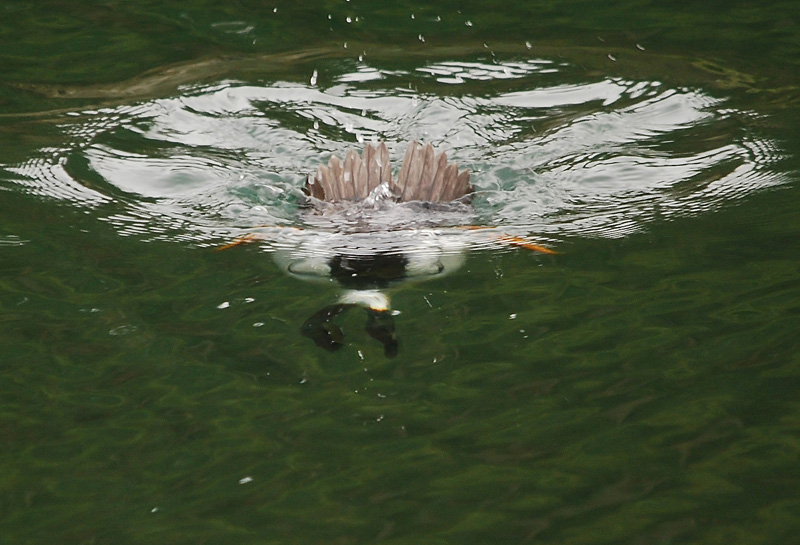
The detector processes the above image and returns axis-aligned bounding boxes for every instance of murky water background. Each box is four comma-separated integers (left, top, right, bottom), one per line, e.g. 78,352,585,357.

2,2,800,543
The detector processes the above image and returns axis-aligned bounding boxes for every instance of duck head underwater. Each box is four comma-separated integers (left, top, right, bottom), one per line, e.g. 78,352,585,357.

221,141,555,357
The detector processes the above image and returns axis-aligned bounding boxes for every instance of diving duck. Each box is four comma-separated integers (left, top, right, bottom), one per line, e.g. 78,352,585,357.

293,140,473,356
224,141,553,357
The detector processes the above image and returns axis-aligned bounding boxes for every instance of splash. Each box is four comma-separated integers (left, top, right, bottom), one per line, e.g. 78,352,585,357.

3,56,786,250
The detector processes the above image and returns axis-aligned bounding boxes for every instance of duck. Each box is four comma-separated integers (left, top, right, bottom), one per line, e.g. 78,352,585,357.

294,141,473,356
222,141,554,357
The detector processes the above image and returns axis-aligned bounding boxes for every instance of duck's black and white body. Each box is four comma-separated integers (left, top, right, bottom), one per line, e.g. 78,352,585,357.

271,141,473,356
226,141,551,355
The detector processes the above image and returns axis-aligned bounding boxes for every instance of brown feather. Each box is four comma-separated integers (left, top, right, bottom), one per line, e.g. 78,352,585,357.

303,166,323,200
411,143,436,202
455,169,472,201
319,165,333,199
363,143,378,195
312,169,326,199
428,151,449,202
396,140,418,193
400,142,426,201
328,155,343,201
377,142,392,185
355,153,368,199
341,150,356,200
440,163,458,202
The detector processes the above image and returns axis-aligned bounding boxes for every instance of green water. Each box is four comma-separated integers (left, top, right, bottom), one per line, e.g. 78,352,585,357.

2,1,800,544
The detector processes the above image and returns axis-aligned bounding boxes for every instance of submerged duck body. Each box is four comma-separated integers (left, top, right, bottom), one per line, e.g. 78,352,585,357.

225,141,552,356
275,141,474,356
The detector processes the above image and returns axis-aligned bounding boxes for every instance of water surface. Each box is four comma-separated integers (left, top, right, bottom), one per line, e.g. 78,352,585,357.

1,2,800,544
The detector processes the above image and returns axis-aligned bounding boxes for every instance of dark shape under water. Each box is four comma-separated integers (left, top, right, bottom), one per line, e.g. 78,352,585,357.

301,303,399,358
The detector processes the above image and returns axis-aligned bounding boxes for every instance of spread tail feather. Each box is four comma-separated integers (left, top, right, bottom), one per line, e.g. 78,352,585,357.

396,141,472,203
304,141,471,203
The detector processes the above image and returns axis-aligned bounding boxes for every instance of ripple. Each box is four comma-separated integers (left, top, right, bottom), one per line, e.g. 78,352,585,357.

417,59,560,84
0,234,29,247
8,152,112,206
3,56,787,250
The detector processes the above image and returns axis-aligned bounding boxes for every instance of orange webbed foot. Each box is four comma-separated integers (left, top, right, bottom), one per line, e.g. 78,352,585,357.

457,226,557,254
496,235,558,254
216,233,261,251
216,225,304,251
